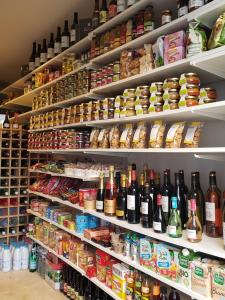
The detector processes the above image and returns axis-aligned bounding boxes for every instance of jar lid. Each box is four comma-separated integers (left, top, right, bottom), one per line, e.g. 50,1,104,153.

154,101,164,106
108,108,114,112
139,96,149,99
142,104,149,108
108,97,115,101
155,82,163,85
127,88,136,91
114,61,120,64
167,78,179,82
185,72,198,77
185,95,198,100
127,107,135,110
168,99,179,103
168,88,179,92
155,92,163,96
162,10,172,14
139,85,149,88
205,87,216,91
186,84,199,88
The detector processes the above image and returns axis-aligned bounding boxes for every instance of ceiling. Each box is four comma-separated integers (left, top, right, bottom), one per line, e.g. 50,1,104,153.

0,0,94,87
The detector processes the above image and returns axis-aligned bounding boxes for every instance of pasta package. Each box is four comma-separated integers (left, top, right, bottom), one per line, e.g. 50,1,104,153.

132,121,147,149
109,126,120,148
165,122,185,148
98,128,110,148
90,129,100,148
149,121,166,148
120,124,134,148
184,122,203,148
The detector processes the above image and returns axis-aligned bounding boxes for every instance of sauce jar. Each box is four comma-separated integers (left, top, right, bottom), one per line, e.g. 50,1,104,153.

167,78,180,89
185,96,199,107
126,97,136,108
155,82,164,92
142,105,149,114
186,84,200,97
204,87,217,103
155,92,163,103
144,5,154,33
184,73,200,85
99,110,104,120
108,109,115,119
161,10,172,25
113,73,120,82
169,99,179,110
108,98,115,109
113,61,120,73
138,86,150,97
154,101,164,112
139,96,150,106
168,89,180,100
126,108,136,117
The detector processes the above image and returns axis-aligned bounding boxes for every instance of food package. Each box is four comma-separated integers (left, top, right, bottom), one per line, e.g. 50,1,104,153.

149,121,166,148
186,21,208,57
164,46,186,65
139,238,157,272
208,12,225,49
165,122,185,148
112,263,130,299
132,122,147,148
139,44,154,73
164,30,186,51
152,36,164,67
97,128,110,148
184,122,203,148
120,124,134,148
109,126,120,148
212,265,225,300
90,129,100,148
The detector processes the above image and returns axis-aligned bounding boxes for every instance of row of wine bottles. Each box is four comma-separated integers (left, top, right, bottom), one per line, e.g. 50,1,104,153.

96,165,224,241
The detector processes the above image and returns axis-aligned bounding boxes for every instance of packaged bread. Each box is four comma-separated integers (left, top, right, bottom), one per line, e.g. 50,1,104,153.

109,126,120,148
132,122,147,148
149,121,166,148
184,122,203,148
98,128,110,148
90,129,100,148
165,122,185,148
120,124,134,148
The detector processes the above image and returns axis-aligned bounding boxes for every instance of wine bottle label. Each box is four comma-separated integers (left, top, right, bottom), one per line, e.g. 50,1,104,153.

223,222,225,245
29,61,35,71
161,196,169,213
178,6,188,17
40,53,47,63
79,296,84,300
141,202,148,215
99,11,107,24
153,221,161,231
117,0,126,12
96,200,103,210
127,195,135,210
205,202,215,222
35,57,40,67
70,29,76,42
104,199,116,214
189,0,204,9
109,4,117,18
47,48,54,59
3,123,10,128
127,0,137,6
168,225,177,235
116,209,124,217
61,36,69,48
186,229,197,239
54,42,61,54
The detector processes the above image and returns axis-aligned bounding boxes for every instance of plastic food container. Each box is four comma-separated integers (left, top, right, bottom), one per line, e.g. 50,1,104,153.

79,188,97,210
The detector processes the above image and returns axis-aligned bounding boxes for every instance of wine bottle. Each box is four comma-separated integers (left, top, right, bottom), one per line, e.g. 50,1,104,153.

139,172,145,215
174,172,188,229
70,12,78,46
206,171,222,237
153,282,160,300
0,188,9,196
75,272,80,299
127,169,140,224
3,111,10,128
99,0,108,24
96,172,105,212
95,286,101,300
35,43,41,68
160,287,168,300
54,27,62,55
79,275,86,299
116,174,127,220
47,33,54,60
153,194,166,233
134,272,142,300
127,165,132,188
179,170,188,197
12,113,19,129
141,182,153,228
143,163,148,183
149,170,158,214
92,0,100,29
186,198,202,243
104,166,116,216
169,288,180,300
108,0,117,19
66,268,72,298
141,275,151,300
115,171,121,196
188,172,204,226
155,172,161,191
40,39,47,64
168,196,182,238
84,280,92,300
28,42,36,71
2,140,9,148
61,20,70,51
161,170,173,225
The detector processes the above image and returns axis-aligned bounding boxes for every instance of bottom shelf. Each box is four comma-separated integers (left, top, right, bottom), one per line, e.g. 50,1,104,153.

28,235,121,300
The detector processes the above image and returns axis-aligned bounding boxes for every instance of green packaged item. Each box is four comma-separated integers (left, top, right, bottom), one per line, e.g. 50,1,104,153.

208,13,225,49
186,21,208,57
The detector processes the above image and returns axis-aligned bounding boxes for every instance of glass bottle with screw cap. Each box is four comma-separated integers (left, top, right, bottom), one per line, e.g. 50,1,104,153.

168,196,182,238
186,198,202,242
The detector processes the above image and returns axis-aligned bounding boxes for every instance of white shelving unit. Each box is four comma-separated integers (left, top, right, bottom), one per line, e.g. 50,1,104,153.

27,191,225,260
27,209,210,300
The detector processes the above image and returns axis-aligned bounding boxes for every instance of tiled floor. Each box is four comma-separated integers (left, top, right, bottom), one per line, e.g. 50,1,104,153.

0,270,66,300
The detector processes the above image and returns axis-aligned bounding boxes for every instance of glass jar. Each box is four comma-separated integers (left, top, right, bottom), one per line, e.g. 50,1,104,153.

138,86,150,97
154,101,164,112
168,89,180,101
117,0,127,13
139,96,150,106
155,92,163,103
144,5,154,32
126,108,136,117
155,82,164,92
126,97,136,108
108,108,115,119
185,96,199,107
167,78,180,89
184,73,200,85
188,0,204,12
113,61,120,73
113,73,120,82
126,88,136,97
186,84,200,97
161,10,172,26
169,99,179,110
108,98,115,109
99,110,104,120
203,88,217,103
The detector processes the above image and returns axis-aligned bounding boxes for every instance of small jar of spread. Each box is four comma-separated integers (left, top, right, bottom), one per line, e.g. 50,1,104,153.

113,73,120,82
139,96,150,106
168,89,180,100
126,107,136,117
126,88,136,97
138,86,150,97
126,97,136,108
204,87,217,103
142,104,149,114
161,10,172,26
184,73,200,85
186,84,200,97
99,110,104,120
113,61,120,73
155,82,164,92
154,101,164,112
185,95,199,107
169,99,179,110
108,108,115,119
155,92,163,103
108,98,115,109
167,78,180,89
107,76,113,84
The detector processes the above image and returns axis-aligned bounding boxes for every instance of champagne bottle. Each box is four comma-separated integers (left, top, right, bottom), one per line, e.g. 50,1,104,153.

96,172,105,212
168,196,182,238
186,198,202,243
28,42,36,71
104,166,116,216
3,111,10,128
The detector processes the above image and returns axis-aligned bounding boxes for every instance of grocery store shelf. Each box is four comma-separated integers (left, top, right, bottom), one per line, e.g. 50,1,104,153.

28,100,225,133
28,235,121,300
27,209,208,300
28,192,225,260
28,168,100,181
